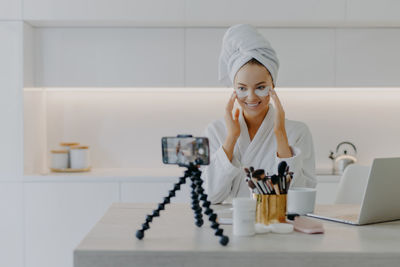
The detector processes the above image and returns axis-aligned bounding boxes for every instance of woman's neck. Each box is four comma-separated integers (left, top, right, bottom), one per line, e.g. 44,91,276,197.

243,105,269,139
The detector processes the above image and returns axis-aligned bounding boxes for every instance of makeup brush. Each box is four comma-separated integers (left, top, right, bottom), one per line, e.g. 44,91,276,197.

259,173,271,194
265,176,274,194
246,178,260,194
244,168,251,178
286,174,291,193
248,167,264,194
271,175,281,195
249,166,254,174
278,161,287,177
253,169,268,194
278,161,288,192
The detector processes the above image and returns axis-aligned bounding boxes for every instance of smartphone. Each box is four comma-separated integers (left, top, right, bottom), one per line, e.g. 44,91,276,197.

161,136,210,166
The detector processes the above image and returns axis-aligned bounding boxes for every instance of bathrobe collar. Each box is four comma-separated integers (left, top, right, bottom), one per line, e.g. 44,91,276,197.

237,103,275,163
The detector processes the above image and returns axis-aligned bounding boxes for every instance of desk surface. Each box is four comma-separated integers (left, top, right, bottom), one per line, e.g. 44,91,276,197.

74,203,400,267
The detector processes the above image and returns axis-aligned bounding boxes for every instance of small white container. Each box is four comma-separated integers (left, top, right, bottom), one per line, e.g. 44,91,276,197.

50,150,69,169
60,142,80,168
70,145,90,169
287,187,317,215
233,197,256,236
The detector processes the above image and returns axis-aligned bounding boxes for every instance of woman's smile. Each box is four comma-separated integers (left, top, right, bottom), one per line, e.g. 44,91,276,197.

245,101,261,108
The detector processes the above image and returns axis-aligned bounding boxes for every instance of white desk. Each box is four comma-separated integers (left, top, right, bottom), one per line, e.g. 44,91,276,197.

74,203,400,267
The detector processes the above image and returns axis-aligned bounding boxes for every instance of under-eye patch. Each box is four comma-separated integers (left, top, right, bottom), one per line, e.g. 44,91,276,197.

235,86,271,98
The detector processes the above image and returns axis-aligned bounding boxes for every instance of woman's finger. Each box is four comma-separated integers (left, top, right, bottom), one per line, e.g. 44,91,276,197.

270,87,283,111
225,92,237,117
234,108,240,121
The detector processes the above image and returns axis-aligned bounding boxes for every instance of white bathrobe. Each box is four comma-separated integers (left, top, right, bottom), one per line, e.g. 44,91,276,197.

201,104,316,204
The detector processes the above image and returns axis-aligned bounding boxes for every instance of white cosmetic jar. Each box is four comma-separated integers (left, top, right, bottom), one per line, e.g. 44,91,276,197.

60,142,80,168
287,187,317,215
50,150,69,169
69,145,90,169
233,198,256,236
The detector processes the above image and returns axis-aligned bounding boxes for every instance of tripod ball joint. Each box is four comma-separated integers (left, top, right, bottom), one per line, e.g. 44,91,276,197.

215,228,224,236
136,230,144,240
142,222,150,230
195,219,204,227
219,235,229,246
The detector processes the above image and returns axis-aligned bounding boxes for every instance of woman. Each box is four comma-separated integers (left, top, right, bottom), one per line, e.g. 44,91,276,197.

202,24,316,204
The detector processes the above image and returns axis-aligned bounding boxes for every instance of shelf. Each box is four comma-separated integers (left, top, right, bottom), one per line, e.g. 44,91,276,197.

23,168,184,183
23,167,341,183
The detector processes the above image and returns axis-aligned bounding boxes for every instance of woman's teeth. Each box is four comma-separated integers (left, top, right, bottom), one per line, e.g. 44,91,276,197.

246,102,260,107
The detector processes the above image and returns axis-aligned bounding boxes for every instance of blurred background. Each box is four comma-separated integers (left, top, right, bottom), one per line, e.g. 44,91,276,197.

2,1,400,267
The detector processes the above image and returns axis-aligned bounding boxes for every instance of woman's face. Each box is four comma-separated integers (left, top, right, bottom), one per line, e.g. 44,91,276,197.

234,63,274,117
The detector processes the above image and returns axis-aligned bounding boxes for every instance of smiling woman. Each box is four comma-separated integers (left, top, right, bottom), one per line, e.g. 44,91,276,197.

201,24,317,204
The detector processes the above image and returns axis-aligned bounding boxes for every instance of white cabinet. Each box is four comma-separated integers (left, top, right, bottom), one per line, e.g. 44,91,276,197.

185,28,225,87
24,182,119,267
185,28,335,87
121,181,191,203
347,0,400,26
0,183,24,267
185,0,346,26
315,176,340,204
23,0,184,25
34,27,185,87
336,28,400,86
0,0,21,19
0,22,23,180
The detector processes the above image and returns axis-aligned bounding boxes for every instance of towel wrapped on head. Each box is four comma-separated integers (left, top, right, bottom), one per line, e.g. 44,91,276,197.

218,24,280,87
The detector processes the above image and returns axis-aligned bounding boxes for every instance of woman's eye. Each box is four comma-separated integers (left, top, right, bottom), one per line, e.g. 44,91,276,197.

257,86,265,90
238,87,247,91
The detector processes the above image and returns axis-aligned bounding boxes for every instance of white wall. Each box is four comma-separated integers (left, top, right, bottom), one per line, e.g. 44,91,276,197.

0,21,24,267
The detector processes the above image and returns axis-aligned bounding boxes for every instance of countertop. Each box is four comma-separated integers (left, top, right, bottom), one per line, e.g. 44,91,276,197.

74,203,400,267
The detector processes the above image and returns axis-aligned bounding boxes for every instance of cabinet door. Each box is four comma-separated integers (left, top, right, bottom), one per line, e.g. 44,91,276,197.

0,183,24,267
24,182,119,267
346,0,400,26
121,181,191,203
34,27,184,87
0,22,23,180
23,0,184,24
185,0,345,26
316,177,340,204
0,0,21,19
185,28,335,87
336,28,400,86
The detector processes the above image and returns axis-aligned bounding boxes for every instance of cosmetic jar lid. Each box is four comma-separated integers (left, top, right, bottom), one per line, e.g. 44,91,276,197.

233,198,256,209
270,223,294,234
70,145,89,150
60,142,80,147
51,150,68,154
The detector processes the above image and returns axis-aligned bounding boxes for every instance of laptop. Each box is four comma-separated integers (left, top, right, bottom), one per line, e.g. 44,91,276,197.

307,157,400,225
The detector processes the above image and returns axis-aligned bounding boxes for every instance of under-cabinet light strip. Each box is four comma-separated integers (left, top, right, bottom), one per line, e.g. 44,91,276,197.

23,87,400,93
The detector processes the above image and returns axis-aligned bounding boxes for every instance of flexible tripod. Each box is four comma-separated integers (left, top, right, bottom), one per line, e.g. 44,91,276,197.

135,162,229,246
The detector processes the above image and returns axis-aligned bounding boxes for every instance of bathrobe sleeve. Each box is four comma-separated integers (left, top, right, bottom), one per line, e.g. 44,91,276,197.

274,122,317,188
200,121,242,204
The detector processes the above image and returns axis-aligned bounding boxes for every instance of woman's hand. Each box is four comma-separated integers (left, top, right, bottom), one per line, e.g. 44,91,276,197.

269,87,292,158
225,92,241,139
223,92,240,161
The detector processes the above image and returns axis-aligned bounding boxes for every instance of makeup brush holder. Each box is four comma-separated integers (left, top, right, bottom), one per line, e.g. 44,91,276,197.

253,194,287,225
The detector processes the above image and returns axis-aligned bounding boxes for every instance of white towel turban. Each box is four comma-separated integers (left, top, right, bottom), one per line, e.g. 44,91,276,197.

218,24,280,87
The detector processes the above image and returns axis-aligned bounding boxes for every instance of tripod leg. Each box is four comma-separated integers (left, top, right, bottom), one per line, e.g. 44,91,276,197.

192,170,229,246
190,176,204,227
135,174,188,240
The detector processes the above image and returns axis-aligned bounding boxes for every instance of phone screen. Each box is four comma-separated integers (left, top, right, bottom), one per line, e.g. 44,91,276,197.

162,137,209,166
